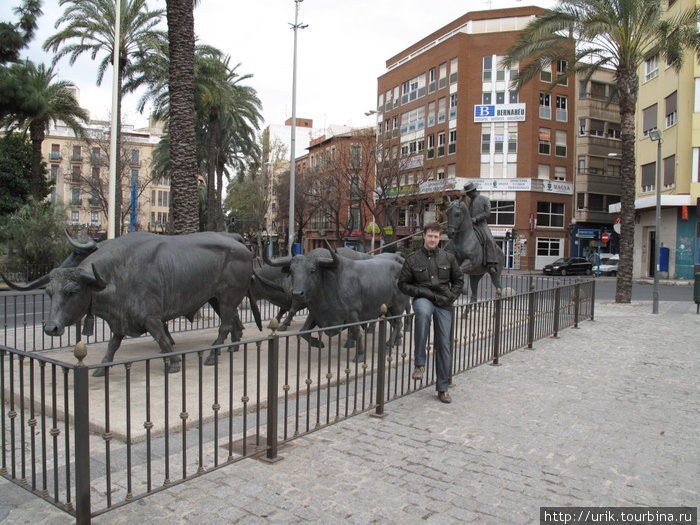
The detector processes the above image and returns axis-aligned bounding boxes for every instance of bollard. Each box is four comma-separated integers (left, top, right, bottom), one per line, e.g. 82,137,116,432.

694,272,700,314
73,342,91,524
371,305,389,419
263,319,282,462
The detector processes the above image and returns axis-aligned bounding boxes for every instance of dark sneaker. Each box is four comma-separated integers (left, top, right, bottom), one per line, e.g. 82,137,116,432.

412,365,425,380
438,391,452,404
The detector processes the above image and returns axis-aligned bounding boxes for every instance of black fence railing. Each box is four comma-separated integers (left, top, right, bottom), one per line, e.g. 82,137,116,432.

0,278,594,523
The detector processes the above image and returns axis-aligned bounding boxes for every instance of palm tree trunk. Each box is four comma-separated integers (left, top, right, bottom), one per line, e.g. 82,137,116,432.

215,158,224,231
29,121,45,200
206,113,217,231
615,67,638,304
167,0,200,235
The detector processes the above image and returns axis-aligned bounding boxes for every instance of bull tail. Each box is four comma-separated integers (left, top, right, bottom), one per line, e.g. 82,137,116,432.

248,288,263,331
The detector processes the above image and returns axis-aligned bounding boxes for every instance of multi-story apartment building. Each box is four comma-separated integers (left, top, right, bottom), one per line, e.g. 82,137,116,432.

375,6,576,270
573,68,622,258
297,128,376,252
632,0,700,280
45,116,166,237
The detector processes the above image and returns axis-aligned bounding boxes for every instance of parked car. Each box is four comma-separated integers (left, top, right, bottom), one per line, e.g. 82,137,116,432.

542,257,593,276
597,255,619,276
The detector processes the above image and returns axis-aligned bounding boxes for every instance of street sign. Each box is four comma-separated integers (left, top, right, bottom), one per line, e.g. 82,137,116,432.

577,228,598,239
601,232,610,242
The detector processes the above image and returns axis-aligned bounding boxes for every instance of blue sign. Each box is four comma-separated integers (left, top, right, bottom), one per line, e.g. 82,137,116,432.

474,105,495,118
577,228,599,239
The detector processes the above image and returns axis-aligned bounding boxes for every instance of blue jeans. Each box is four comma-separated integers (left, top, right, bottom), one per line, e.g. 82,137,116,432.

412,298,452,392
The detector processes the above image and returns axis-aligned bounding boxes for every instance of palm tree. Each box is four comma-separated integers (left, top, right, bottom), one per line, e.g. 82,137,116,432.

44,0,165,235
503,0,700,303
0,60,88,199
165,0,200,234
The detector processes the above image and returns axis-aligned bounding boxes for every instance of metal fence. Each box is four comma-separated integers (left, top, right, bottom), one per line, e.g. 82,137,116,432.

0,277,594,523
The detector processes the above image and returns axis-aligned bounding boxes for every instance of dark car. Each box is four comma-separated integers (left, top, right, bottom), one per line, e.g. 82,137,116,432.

542,257,593,276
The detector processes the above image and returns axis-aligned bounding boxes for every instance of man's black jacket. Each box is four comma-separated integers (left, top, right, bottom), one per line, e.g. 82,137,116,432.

398,247,464,308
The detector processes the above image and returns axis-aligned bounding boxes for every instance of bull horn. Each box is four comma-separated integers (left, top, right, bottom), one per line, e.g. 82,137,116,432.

64,228,97,253
262,249,291,269
79,264,107,290
320,240,339,268
0,272,50,291
252,270,287,294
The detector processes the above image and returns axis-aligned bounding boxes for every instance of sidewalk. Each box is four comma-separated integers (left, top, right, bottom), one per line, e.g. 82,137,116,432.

1,299,698,524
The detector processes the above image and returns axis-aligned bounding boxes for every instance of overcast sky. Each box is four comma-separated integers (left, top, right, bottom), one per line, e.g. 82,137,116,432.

2,0,556,131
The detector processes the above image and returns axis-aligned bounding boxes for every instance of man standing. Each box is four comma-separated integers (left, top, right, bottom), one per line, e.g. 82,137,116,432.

398,222,463,403
463,182,499,274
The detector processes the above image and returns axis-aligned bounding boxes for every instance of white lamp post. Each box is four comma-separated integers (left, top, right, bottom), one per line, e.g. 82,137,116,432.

649,128,662,314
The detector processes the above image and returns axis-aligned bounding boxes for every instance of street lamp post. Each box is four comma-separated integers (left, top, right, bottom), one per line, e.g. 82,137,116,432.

649,128,662,314
287,0,307,256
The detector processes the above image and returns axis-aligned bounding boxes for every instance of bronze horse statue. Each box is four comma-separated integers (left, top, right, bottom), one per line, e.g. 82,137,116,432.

445,199,504,302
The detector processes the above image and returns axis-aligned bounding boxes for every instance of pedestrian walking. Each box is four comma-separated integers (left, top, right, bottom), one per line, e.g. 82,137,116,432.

398,222,463,403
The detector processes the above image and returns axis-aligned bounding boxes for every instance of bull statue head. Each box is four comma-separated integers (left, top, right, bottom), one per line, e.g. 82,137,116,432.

44,264,106,337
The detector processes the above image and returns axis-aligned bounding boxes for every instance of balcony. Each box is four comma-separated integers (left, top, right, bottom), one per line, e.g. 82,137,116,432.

72,154,82,162
49,151,61,161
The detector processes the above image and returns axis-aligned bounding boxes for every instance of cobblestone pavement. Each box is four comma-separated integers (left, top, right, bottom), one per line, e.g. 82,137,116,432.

1,300,698,524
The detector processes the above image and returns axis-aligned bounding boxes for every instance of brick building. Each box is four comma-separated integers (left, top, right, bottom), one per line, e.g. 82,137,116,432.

375,6,576,270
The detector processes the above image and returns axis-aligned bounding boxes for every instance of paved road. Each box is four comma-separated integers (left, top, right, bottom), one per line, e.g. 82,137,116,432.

1,298,697,524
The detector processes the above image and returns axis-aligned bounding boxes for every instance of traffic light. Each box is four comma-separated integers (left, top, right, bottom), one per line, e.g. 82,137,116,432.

230,216,236,225
505,230,511,241
593,230,599,241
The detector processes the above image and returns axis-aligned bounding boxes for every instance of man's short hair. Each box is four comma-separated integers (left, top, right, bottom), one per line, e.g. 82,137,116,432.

423,222,442,234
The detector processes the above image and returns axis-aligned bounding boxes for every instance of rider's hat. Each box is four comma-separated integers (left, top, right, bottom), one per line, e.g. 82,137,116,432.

463,182,478,194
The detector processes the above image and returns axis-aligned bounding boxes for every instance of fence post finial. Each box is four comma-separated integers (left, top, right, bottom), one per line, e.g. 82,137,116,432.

268,317,279,336
74,341,87,367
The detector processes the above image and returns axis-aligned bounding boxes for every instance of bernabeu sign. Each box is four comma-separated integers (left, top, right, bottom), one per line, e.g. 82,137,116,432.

474,103,526,123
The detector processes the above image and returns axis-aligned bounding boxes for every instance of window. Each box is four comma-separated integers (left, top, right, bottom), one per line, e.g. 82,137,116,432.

439,62,447,89
90,211,100,225
537,238,562,257
509,91,519,104
131,169,139,184
555,130,567,157
578,158,586,174
71,187,81,205
537,201,565,228
539,92,551,119
642,104,658,137
427,101,435,127
538,164,550,179
644,55,659,82
427,134,435,159
482,133,491,154
488,200,515,225
556,60,568,85
508,132,518,153
663,155,675,188
448,164,456,178
437,97,446,124
377,93,384,113
428,67,436,93
607,124,621,139
590,81,607,100
589,119,605,137
350,145,362,169
50,144,60,160
540,60,552,82
483,56,492,81
494,134,504,153
665,91,677,128
131,149,140,165
641,162,656,192
448,130,457,154
554,166,566,181
72,164,81,180
385,90,391,111
92,147,101,162
496,91,505,104
577,193,585,210
579,118,587,136
449,58,458,84
350,176,361,199
482,92,492,104
393,86,400,108
437,167,445,180
91,166,99,179
72,145,82,161
555,96,567,122
70,210,80,224
449,93,457,119
539,128,551,155
50,164,58,181
437,132,446,157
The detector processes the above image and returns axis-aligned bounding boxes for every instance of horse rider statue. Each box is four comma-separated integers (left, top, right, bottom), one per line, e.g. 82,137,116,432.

462,182,499,275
